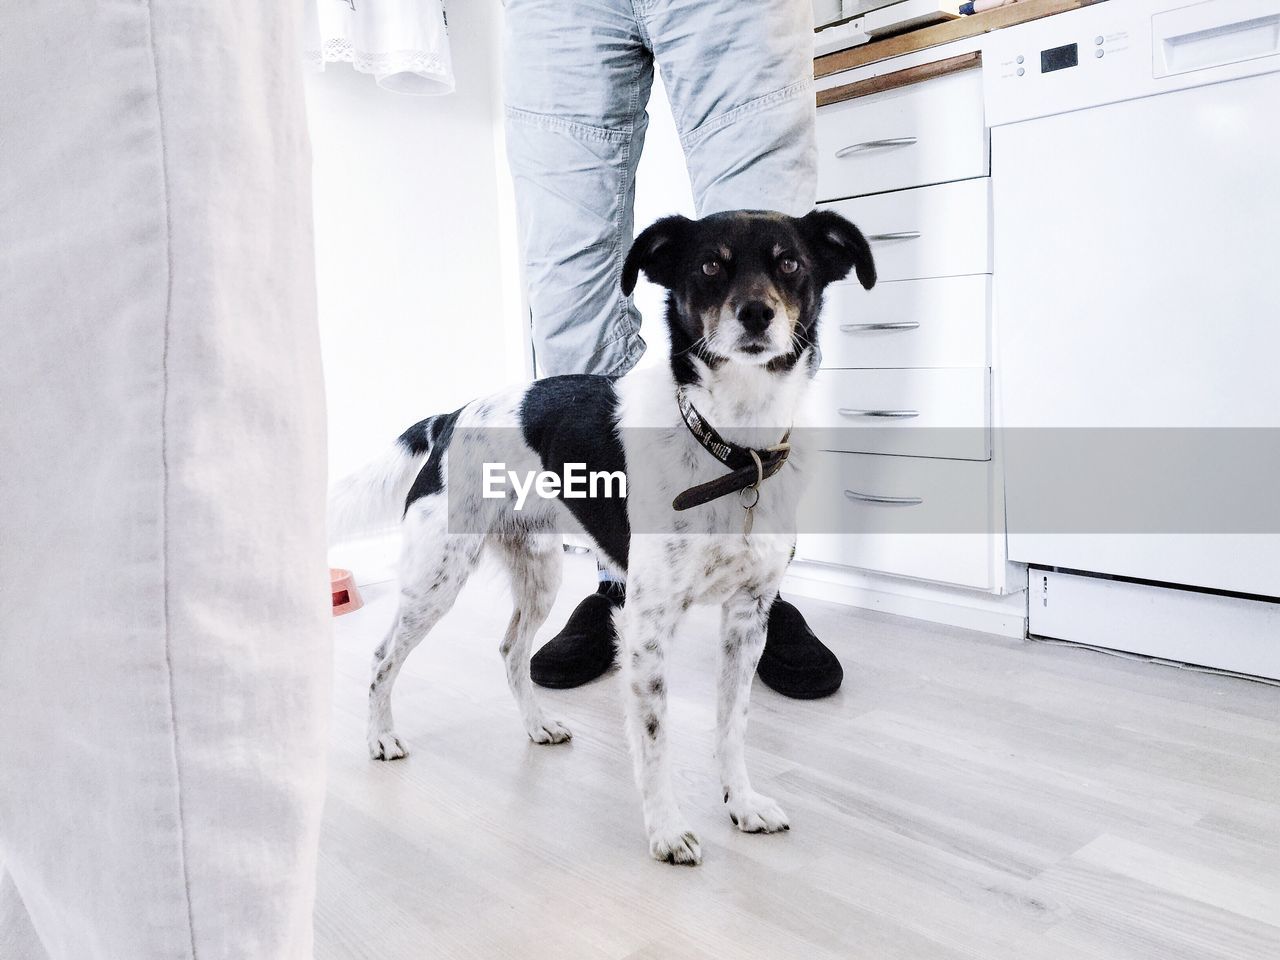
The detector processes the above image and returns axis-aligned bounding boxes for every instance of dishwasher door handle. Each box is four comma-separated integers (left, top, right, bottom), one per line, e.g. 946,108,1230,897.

844,489,924,506
866,231,922,243
838,408,920,419
834,137,918,158
839,321,921,332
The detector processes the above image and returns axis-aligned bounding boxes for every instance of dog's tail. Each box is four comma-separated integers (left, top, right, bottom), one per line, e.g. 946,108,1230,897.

327,418,446,545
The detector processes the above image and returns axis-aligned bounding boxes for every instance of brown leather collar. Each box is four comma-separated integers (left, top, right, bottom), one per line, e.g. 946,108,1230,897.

672,388,791,512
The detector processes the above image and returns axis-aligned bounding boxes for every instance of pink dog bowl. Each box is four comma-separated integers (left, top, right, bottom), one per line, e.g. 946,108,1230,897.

330,568,363,616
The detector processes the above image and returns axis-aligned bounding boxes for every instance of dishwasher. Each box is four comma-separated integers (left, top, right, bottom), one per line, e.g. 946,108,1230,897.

984,0,1280,677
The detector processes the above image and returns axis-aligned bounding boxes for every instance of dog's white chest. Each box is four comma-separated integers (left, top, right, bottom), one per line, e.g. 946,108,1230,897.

683,535,792,605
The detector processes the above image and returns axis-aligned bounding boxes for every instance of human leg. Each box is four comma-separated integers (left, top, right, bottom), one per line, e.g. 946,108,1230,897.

503,0,653,687
502,0,654,379
644,0,818,219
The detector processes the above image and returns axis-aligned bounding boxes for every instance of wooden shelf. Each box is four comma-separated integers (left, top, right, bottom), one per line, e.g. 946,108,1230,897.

815,0,1106,78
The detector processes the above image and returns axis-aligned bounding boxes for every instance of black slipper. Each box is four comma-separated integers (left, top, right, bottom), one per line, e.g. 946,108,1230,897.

757,598,844,699
530,582,624,689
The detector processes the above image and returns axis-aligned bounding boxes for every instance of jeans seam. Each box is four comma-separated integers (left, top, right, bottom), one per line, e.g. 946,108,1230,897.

681,76,814,149
615,71,641,344
504,104,630,144
143,3,198,956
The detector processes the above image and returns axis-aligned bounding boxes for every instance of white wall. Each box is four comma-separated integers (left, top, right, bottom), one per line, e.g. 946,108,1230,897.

305,0,524,481
630,78,697,370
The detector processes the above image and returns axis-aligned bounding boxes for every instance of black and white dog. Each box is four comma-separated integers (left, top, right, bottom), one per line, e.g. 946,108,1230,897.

329,209,876,865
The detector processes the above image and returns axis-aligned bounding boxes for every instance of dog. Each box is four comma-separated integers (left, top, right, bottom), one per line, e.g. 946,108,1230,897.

328,208,876,864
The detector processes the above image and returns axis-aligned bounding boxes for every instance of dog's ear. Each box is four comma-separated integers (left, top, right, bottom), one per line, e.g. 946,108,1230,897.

798,209,876,291
622,215,693,295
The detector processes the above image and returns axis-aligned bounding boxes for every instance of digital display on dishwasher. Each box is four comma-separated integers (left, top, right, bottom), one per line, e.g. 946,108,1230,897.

1041,42,1079,73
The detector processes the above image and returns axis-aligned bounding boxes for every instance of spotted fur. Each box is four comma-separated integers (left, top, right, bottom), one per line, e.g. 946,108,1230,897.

329,209,875,865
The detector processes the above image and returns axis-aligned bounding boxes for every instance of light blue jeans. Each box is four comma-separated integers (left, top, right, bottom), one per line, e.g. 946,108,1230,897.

503,0,817,378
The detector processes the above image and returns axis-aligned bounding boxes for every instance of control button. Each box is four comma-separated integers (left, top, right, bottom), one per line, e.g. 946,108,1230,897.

1016,54,1024,64
1017,67,1025,76
1095,35,1104,44
1095,48,1104,58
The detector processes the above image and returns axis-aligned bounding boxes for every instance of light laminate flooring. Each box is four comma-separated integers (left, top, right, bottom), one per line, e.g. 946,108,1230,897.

316,554,1280,960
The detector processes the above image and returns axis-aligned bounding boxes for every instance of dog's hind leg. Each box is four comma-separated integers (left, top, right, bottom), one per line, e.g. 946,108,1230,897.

494,533,570,744
368,525,483,760
717,591,789,833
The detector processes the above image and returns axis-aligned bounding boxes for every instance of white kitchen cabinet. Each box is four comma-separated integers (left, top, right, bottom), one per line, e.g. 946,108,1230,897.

800,50,1009,593
799,452,1000,589
820,178,992,282
820,274,990,369
808,367,990,460
816,61,988,201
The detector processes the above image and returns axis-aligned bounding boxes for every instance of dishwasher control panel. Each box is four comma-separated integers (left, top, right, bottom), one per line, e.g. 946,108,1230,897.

984,0,1280,126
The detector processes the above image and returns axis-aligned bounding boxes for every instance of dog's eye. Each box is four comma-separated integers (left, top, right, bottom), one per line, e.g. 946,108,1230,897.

778,257,799,275
702,260,721,277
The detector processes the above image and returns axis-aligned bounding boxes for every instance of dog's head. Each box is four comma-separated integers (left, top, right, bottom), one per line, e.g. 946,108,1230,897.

622,209,875,380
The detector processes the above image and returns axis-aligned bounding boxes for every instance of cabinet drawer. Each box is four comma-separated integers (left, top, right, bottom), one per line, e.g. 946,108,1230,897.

817,64,987,201
819,275,989,369
824,178,991,282
795,451,996,589
808,368,990,460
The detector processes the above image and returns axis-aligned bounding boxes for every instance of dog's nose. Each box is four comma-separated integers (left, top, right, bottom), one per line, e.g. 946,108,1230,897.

738,301,775,335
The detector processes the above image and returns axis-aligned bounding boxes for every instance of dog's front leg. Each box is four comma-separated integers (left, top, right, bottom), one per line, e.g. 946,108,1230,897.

717,592,789,834
618,591,700,865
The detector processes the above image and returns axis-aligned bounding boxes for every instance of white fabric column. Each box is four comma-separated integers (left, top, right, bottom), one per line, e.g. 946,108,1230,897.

0,1,331,956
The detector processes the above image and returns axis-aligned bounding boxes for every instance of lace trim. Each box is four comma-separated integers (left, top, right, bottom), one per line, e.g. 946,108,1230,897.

305,37,451,82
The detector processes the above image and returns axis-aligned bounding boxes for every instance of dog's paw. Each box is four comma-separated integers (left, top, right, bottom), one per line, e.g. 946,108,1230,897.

526,717,573,745
726,791,790,834
649,827,702,866
369,732,408,761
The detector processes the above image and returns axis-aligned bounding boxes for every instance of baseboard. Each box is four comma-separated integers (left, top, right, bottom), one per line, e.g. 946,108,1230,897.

1029,568,1280,680
329,533,401,587
783,560,1028,638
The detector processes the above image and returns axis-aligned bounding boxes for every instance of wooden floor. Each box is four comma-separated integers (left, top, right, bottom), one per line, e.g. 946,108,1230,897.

316,554,1280,960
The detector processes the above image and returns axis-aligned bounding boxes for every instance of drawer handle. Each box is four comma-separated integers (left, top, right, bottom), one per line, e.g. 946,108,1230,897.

866,231,921,243
834,137,918,158
839,321,921,332
838,408,920,419
845,489,924,506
